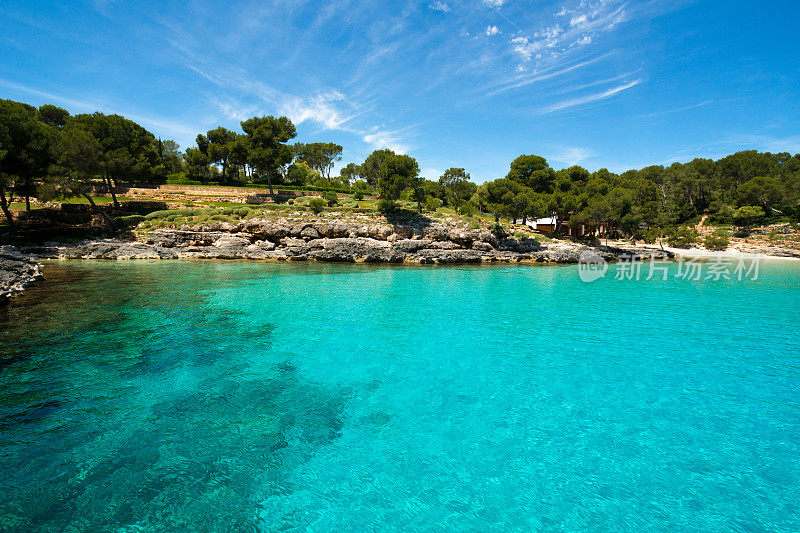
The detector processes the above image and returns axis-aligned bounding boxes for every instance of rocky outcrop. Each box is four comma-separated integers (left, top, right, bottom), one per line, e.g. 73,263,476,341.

0,247,43,304
22,228,674,265
16,220,675,267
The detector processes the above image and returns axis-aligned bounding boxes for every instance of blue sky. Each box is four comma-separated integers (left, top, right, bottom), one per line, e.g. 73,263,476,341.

1,0,798,181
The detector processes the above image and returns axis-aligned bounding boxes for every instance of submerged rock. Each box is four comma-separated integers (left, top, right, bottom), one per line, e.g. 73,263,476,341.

0,246,43,304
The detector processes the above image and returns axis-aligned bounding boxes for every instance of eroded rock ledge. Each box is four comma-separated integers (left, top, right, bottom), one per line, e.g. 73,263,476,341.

0,246,44,304
23,220,673,264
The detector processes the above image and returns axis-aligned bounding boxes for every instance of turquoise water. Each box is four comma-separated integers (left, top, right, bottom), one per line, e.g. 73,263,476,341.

1,260,799,531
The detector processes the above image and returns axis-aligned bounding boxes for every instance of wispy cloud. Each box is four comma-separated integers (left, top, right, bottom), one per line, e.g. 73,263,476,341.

550,146,596,166
639,100,712,118
362,129,411,154
0,77,198,139
429,1,450,13
544,79,641,113
485,53,614,97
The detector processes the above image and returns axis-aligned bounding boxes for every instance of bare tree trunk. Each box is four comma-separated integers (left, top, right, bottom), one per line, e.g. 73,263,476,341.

82,192,118,232
0,187,14,230
103,173,120,208
266,172,275,199
24,176,31,212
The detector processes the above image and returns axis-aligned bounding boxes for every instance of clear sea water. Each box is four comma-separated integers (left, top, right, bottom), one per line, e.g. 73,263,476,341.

1,259,799,532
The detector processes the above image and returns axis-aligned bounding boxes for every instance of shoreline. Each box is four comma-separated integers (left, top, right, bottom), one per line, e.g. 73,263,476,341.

4,224,799,304
606,241,800,261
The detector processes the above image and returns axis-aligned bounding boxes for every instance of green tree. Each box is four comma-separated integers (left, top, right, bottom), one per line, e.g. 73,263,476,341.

158,139,182,174
438,167,477,209
293,142,343,179
286,160,320,185
37,104,70,128
240,116,297,198
68,112,159,207
360,149,395,188
375,151,419,208
732,205,765,233
184,147,211,180
0,99,52,212
737,176,784,214
51,127,117,230
506,154,554,193
200,127,239,183
339,162,362,188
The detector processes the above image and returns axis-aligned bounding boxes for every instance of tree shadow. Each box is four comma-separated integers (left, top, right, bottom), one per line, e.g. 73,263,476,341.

383,208,435,230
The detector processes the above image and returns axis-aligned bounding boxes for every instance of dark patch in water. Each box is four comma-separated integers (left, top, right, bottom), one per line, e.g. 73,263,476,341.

0,399,62,429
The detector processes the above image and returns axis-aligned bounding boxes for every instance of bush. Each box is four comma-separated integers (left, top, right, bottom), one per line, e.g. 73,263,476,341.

424,197,443,212
308,198,327,213
667,226,699,248
377,199,398,213
323,192,338,206
165,173,201,185
459,202,476,216
703,229,730,251
352,190,365,201
116,214,145,228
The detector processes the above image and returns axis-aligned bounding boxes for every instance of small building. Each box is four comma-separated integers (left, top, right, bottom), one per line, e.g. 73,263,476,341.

525,217,558,232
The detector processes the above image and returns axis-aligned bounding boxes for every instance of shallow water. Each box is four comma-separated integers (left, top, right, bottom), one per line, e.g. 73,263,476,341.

1,259,799,531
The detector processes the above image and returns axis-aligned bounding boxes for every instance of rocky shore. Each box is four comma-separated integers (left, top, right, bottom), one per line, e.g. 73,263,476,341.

0,247,43,305
0,220,676,303
22,220,673,264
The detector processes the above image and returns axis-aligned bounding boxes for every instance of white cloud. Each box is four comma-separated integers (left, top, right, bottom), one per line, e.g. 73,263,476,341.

362,130,410,154
504,0,626,72
280,90,353,130
570,14,588,27
723,134,800,155
551,147,595,166
510,24,563,62
0,77,199,139
483,0,506,6
544,79,641,113
429,1,450,12
485,25,500,36
207,96,262,121
421,168,442,179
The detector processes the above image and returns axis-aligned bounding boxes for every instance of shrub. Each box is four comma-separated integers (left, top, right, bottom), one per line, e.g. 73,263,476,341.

459,202,476,216
323,192,338,206
377,199,398,213
308,198,327,213
424,197,443,212
667,226,699,248
352,190,365,201
165,173,201,185
703,229,730,251
491,222,506,236
116,214,145,228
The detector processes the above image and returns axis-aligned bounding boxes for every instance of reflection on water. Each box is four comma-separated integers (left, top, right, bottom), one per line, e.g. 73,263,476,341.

1,260,799,531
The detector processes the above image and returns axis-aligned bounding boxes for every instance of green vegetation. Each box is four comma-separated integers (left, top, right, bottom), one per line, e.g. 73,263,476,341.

667,226,700,248
704,229,731,251
2,96,799,244
308,198,327,213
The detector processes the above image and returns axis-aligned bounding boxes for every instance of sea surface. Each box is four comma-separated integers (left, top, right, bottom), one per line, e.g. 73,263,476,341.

1,259,799,532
